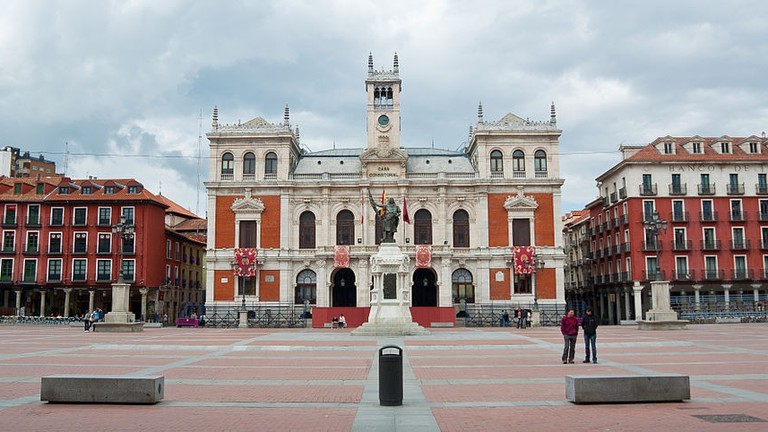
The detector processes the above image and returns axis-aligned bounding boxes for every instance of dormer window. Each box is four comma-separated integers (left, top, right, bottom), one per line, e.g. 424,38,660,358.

692,142,702,154
128,185,140,194
13,184,21,195
104,186,115,194
59,186,69,194
663,142,674,154
36,183,44,194
81,186,92,195
749,142,759,154
720,142,731,153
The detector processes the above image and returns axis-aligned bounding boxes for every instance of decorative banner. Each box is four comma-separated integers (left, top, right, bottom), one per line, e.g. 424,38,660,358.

513,246,536,275
403,195,410,224
233,248,258,277
334,245,350,268
415,245,432,268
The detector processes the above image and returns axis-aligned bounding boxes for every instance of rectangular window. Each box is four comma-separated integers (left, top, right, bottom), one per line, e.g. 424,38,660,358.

3,231,15,252
692,142,701,153
98,207,112,226
27,205,40,225
47,259,62,281
643,200,655,220
96,260,112,282
512,219,531,246
121,207,135,225
13,183,21,195
672,200,684,221
73,232,87,253
97,233,111,253
732,227,745,249
122,235,135,254
36,183,44,194
26,231,39,253
721,142,730,153
671,174,682,193
122,259,135,282
734,256,747,278
128,185,139,194
50,207,64,225
731,200,743,220
239,221,257,248
663,142,673,154
701,200,714,221
0,259,12,281
675,256,688,279
73,207,87,225
749,142,759,153
646,256,658,279
81,186,91,195
166,240,172,259
4,204,17,225
104,186,115,194
49,233,62,254
72,259,87,282
704,256,718,278
23,259,37,282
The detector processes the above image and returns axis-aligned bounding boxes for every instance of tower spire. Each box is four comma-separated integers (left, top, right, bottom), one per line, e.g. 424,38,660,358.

368,52,374,74
284,104,290,126
393,52,399,74
477,101,484,123
212,105,219,130
550,101,557,126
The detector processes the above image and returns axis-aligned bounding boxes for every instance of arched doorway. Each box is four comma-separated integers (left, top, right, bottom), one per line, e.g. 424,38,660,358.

412,268,437,307
332,268,357,307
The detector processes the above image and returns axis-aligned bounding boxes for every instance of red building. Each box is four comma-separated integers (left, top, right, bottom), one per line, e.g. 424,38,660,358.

0,175,204,320
578,136,768,323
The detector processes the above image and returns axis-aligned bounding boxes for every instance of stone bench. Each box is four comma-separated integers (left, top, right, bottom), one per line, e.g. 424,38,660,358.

41,375,164,404
565,375,690,404
430,322,454,328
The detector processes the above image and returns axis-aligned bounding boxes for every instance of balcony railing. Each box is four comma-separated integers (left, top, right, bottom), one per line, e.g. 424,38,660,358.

726,183,745,195
641,269,666,281
730,239,751,250
672,270,693,281
670,211,689,223
730,268,753,280
669,184,687,195
620,242,630,253
730,210,747,222
673,240,692,251
701,269,725,280
760,212,768,222
700,240,720,251
618,187,627,199
756,183,768,195
619,214,628,225
642,240,661,251
698,183,716,195
699,211,718,222
639,184,658,196
610,192,618,203
761,239,768,250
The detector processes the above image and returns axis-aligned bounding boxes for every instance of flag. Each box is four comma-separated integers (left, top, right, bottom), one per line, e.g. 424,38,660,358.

379,189,387,216
360,190,365,225
403,195,410,224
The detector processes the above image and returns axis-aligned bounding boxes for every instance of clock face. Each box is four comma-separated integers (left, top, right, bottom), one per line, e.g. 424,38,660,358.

378,114,390,126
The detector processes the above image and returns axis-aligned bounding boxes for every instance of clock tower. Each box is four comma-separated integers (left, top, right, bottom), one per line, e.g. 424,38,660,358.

361,53,407,178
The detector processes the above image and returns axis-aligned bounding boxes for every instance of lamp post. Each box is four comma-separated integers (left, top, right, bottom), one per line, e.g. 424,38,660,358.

642,211,667,281
532,257,545,311
111,215,135,284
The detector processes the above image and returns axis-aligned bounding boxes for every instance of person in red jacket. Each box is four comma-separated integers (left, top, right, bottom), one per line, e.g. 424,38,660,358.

560,309,579,364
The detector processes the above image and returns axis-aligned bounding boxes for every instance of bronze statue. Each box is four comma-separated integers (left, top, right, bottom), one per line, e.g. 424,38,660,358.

368,190,401,243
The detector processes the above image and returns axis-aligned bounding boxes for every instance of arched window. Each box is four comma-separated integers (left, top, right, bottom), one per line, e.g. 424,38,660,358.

243,152,256,175
336,210,355,245
265,152,277,175
299,211,316,249
295,269,317,304
452,269,475,303
534,150,547,174
452,209,469,247
414,209,432,245
513,150,525,172
221,152,234,176
490,150,503,172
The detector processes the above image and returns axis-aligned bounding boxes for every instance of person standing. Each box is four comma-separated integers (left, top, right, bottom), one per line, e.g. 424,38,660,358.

338,314,347,328
560,309,579,364
581,308,599,363
83,310,92,332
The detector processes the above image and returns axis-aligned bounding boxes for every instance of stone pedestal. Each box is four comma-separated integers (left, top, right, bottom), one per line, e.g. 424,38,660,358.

239,310,249,328
637,280,687,330
352,243,429,336
101,283,144,332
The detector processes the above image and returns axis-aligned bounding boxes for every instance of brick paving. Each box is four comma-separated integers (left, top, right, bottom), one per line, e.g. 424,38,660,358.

0,324,766,431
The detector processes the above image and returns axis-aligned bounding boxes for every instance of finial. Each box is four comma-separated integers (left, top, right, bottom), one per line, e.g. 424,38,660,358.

284,104,290,126
212,105,219,130
477,102,483,123
393,52,399,74
368,52,374,74
550,101,557,126
295,126,300,143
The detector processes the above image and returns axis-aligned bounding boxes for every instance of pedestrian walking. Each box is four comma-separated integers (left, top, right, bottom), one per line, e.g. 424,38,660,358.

560,309,578,364
581,308,599,363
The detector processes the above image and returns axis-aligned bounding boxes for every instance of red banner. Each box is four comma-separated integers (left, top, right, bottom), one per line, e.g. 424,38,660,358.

233,248,258,277
513,246,536,275
334,245,350,268
415,245,432,268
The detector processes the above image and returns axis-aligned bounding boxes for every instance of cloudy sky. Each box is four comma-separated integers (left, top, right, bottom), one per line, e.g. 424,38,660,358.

2,0,767,216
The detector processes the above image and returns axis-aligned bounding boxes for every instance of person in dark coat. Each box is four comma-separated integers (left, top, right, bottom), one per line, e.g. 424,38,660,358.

581,308,599,363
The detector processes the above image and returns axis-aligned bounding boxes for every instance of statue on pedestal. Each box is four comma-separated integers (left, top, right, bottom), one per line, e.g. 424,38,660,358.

368,190,401,243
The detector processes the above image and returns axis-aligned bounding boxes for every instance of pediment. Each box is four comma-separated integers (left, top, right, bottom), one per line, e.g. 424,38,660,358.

498,113,527,125
232,190,265,214
359,146,409,163
241,117,271,128
504,188,538,211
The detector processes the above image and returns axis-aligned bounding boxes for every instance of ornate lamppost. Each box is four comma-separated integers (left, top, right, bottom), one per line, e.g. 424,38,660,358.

642,211,667,281
531,256,545,311
112,215,135,283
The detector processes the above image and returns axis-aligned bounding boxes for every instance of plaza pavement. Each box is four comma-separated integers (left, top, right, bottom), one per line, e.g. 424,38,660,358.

0,323,766,432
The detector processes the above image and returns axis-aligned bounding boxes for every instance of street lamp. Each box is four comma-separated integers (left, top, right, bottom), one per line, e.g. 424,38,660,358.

531,256,545,311
642,211,667,281
111,215,135,284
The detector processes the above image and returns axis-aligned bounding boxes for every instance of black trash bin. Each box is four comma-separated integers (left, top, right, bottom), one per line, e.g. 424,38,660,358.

378,345,403,406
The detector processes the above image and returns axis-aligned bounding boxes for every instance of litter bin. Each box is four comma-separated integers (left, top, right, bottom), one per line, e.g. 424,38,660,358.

378,345,403,406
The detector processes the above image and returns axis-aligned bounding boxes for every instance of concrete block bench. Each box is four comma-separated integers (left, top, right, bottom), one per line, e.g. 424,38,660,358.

566,375,690,404
41,375,164,404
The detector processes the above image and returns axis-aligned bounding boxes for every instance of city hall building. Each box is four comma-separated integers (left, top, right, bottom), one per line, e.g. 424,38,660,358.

204,53,566,327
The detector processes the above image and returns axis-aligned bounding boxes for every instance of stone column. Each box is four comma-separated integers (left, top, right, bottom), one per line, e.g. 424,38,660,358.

63,288,73,318
615,289,622,322
624,289,631,320
140,287,149,321
722,284,732,311
693,284,702,311
632,281,643,320
752,284,761,308
88,289,96,312
15,289,22,316
606,291,614,324
39,291,46,317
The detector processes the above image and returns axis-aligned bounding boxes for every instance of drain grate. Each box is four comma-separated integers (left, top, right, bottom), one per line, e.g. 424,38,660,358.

694,414,767,423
